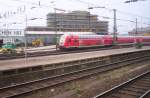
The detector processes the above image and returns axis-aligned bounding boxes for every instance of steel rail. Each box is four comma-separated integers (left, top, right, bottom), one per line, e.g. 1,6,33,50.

0,54,148,90
140,89,150,98
0,55,149,98
0,51,148,87
93,71,150,98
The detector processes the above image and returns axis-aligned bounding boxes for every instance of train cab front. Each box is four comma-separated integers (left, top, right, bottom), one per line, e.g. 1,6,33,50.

58,34,79,50
58,34,68,50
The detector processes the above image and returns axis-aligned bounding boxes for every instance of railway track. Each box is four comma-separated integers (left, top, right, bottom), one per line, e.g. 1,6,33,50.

0,45,131,60
94,71,150,98
0,54,149,98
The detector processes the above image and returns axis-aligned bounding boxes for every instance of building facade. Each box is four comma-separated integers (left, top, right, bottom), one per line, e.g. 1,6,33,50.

0,27,96,45
0,11,109,45
47,11,108,34
26,31,95,45
0,29,24,44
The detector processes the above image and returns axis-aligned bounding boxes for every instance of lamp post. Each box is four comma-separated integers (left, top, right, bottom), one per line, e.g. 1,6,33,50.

88,7,117,44
135,18,138,36
88,9,91,32
54,8,58,50
124,0,146,3
53,8,65,50
24,16,44,61
24,17,44,63
88,6,106,32
24,14,28,65
113,9,117,45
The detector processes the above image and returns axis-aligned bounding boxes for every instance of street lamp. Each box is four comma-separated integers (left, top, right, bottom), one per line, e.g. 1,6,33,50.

54,8,58,50
24,16,44,55
135,18,138,36
29,17,44,20
88,6,117,45
88,8,91,32
24,14,28,65
113,9,117,45
88,6,106,32
88,6,106,9
53,8,65,50
24,6,44,63
124,0,146,3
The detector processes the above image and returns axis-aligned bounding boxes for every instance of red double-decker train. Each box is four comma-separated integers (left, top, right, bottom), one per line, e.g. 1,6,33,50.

58,34,150,50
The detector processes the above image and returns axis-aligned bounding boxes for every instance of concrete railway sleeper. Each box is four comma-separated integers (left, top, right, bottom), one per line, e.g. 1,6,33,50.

0,51,150,88
0,55,150,98
94,71,150,98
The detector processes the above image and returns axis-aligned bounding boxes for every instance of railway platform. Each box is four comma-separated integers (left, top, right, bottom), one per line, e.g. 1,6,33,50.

25,45,56,53
0,46,150,72
0,46,150,98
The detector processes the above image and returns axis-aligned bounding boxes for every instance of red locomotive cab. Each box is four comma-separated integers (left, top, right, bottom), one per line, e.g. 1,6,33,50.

59,34,79,49
66,35,79,48
59,34,69,49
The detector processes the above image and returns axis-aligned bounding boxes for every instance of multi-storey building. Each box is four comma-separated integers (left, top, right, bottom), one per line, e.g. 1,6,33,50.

47,11,108,34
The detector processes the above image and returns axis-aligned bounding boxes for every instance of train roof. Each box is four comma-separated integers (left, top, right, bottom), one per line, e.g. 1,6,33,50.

61,34,150,39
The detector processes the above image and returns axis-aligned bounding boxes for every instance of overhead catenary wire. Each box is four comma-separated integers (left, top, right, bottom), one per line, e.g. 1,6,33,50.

98,15,150,26
10,0,52,8
4,0,150,21
72,0,150,20
1,0,149,28
0,0,69,19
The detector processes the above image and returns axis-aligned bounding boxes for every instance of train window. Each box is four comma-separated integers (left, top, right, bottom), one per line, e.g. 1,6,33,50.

74,40,78,43
67,39,71,42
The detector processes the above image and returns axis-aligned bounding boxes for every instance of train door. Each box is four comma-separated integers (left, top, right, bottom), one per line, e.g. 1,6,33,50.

67,37,72,47
0,39,3,47
134,37,142,43
71,36,79,48
63,35,71,48
103,36,113,45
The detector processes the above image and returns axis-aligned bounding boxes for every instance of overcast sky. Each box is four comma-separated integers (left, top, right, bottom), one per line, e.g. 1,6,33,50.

0,0,150,34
